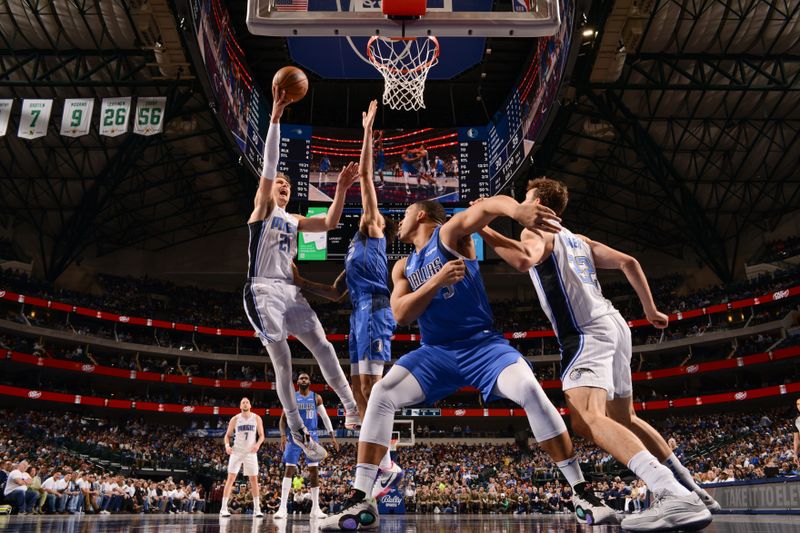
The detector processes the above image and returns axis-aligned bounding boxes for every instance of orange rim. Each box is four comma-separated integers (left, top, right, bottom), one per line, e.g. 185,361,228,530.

367,36,440,75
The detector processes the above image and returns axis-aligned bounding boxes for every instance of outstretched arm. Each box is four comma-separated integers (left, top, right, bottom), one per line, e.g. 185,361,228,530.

248,84,291,224
296,162,359,232
581,235,668,328
439,196,560,254
292,264,347,302
478,227,545,272
359,100,384,238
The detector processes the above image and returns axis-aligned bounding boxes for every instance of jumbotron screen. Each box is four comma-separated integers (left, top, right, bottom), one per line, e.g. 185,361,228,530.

310,126,490,205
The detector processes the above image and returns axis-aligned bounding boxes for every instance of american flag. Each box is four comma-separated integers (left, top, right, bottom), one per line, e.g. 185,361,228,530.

274,0,308,11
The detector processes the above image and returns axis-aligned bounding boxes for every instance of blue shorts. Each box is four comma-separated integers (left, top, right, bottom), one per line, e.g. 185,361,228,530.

395,330,520,403
349,295,395,371
283,430,320,466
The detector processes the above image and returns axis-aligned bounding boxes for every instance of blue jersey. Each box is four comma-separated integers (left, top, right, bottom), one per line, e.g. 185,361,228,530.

435,158,445,173
296,390,317,432
345,232,390,301
402,151,418,173
320,157,331,172
404,227,495,345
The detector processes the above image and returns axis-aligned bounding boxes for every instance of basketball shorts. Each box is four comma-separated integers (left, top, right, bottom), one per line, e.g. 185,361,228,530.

560,312,633,400
228,449,258,476
283,430,320,467
243,278,322,344
349,294,395,376
395,330,520,403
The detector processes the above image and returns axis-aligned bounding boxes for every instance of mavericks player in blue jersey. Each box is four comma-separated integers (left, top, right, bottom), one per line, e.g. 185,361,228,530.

320,197,615,530
477,177,716,531
276,373,338,519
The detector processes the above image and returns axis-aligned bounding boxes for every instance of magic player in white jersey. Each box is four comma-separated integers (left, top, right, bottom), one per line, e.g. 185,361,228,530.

220,397,265,517
477,177,718,532
243,84,362,464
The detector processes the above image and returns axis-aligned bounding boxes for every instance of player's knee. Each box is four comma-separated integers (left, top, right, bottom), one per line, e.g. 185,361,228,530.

369,380,397,413
361,379,377,400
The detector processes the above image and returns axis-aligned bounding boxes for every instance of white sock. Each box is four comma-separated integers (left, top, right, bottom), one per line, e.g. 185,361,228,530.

353,463,380,495
628,451,690,496
279,477,292,509
221,497,229,510
296,328,359,414
555,456,585,488
253,497,261,512
311,486,320,510
379,450,393,471
664,453,703,493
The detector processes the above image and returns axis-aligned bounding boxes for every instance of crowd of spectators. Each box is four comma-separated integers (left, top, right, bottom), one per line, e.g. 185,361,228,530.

2,265,799,357
1,406,798,516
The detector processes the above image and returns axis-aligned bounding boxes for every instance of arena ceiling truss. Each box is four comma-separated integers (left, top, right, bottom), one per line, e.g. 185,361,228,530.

532,0,800,282
0,0,255,281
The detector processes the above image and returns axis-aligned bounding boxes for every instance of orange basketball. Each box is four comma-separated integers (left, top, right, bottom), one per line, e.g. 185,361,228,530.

272,66,308,104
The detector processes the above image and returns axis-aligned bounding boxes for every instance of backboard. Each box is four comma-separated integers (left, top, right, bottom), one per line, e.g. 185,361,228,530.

247,0,560,38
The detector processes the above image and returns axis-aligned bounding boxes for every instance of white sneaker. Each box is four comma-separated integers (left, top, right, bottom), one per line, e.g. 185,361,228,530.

572,487,618,525
621,490,712,532
273,506,288,519
311,507,328,519
344,409,362,430
219,508,231,517
290,427,328,462
254,507,264,518
695,486,721,512
319,494,379,530
371,462,404,499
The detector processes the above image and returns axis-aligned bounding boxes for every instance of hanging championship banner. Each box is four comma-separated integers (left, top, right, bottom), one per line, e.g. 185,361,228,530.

133,96,167,136
0,100,12,137
17,99,53,140
99,97,132,137
59,98,95,137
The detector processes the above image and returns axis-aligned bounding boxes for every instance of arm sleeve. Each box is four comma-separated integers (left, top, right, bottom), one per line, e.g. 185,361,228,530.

261,122,281,179
316,403,334,433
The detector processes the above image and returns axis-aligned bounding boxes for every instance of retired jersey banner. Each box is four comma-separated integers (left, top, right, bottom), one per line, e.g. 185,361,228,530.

59,98,94,137
0,99,12,136
99,97,131,137
133,96,167,136
17,99,53,139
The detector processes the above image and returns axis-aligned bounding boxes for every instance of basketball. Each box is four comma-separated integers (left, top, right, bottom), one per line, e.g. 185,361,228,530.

272,66,308,103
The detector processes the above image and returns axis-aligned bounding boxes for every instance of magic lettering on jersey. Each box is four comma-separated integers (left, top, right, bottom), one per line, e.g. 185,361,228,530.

270,216,296,234
237,424,256,432
406,257,444,291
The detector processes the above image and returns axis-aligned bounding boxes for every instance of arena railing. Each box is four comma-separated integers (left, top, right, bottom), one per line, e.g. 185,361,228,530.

1,380,798,418
1,285,797,342
3,344,799,393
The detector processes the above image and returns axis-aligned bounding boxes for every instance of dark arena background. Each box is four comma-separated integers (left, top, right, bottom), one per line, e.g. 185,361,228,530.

1,0,799,532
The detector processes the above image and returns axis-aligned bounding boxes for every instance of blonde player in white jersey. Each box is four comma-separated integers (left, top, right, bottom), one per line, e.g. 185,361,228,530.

220,397,265,517
243,84,361,464
477,177,719,532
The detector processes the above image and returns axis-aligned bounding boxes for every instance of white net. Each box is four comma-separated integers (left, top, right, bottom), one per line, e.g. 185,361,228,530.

367,36,440,111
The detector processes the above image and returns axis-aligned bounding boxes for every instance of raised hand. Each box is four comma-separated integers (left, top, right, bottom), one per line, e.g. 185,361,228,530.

432,259,466,289
336,161,359,189
271,84,292,120
646,310,669,329
513,201,561,234
362,99,378,130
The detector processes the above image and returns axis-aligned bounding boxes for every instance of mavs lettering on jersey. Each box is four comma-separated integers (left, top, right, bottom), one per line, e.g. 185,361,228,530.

404,227,495,345
296,391,318,432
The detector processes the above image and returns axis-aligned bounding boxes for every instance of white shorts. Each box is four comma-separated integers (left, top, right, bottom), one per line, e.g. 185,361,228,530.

244,279,323,344
350,360,385,376
560,312,633,400
228,450,258,476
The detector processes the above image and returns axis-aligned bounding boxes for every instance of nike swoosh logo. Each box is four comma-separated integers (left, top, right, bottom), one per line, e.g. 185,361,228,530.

380,476,394,488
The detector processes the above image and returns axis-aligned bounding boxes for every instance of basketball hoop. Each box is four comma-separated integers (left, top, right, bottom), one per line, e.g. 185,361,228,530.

367,36,440,111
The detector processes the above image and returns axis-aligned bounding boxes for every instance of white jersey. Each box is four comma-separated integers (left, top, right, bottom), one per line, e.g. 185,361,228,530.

232,413,258,451
529,226,616,336
247,205,298,282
